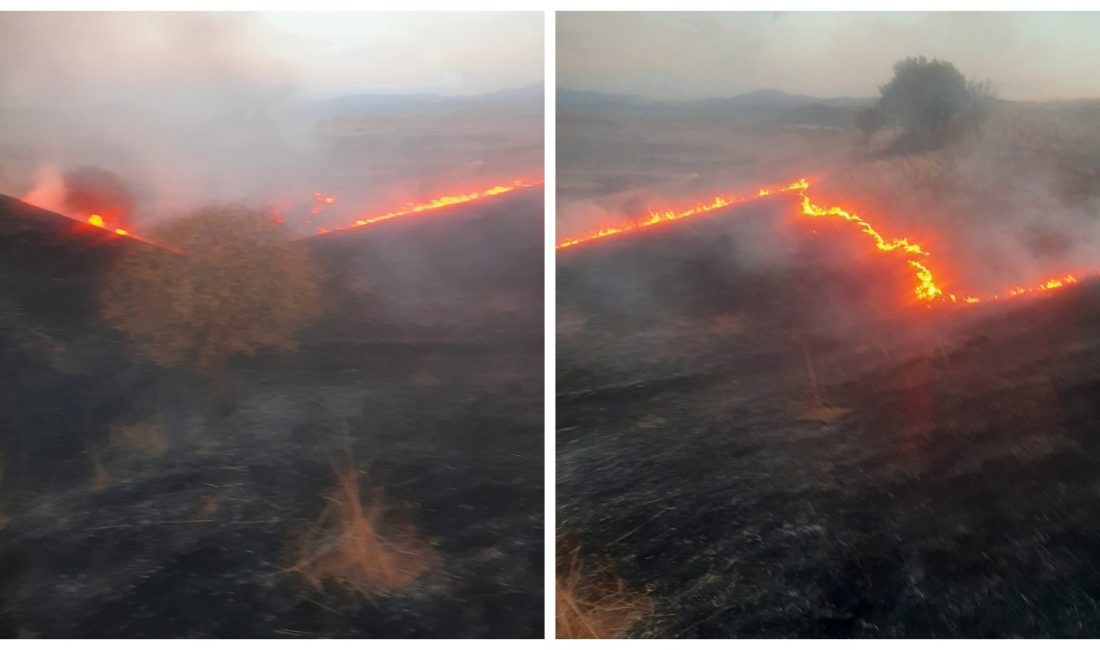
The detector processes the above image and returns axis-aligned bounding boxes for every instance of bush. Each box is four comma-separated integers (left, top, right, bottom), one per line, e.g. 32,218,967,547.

100,205,321,395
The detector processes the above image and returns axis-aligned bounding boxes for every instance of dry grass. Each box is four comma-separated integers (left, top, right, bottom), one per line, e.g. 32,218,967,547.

556,547,653,639
288,466,438,598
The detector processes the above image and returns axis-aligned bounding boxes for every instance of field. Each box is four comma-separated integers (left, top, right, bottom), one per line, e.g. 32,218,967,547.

0,189,543,638
556,94,1100,638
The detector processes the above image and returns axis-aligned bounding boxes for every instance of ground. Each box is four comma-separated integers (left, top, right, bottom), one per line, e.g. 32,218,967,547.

0,190,543,638
557,201,1100,638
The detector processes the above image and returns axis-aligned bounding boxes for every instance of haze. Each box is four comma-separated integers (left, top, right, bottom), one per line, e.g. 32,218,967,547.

0,12,543,109
0,12,543,230
558,12,1100,102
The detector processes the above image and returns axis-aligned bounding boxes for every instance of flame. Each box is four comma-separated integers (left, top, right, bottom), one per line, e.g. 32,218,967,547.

960,274,1081,304
557,177,1092,307
87,213,134,239
317,178,541,236
556,179,808,249
796,193,942,301
20,173,540,255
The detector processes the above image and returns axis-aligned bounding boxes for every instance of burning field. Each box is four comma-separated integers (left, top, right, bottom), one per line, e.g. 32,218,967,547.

558,190,1100,637
0,182,543,638
556,38,1100,635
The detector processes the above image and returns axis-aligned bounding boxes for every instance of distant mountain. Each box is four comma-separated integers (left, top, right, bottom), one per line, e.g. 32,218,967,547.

556,88,666,111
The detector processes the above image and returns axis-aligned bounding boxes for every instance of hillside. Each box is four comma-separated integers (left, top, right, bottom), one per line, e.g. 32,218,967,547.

0,190,543,638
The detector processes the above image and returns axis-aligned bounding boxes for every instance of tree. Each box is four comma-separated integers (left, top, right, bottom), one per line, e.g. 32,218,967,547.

877,56,994,150
855,107,885,146
100,205,321,398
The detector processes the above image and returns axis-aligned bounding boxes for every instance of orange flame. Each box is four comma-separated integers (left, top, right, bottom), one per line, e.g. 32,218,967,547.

87,213,137,240
958,273,1081,304
556,179,808,249
796,193,942,301
557,177,1092,307
317,178,541,236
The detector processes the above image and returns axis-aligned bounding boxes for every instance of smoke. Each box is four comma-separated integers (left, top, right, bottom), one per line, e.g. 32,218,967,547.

0,13,543,232
0,13,302,224
823,102,1100,295
558,12,1100,102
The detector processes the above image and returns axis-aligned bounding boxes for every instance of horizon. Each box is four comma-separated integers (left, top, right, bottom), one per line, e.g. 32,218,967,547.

556,84,1100,105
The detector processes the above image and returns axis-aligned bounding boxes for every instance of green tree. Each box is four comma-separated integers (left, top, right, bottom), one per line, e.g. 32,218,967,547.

878,56,993,150
855,106,885,145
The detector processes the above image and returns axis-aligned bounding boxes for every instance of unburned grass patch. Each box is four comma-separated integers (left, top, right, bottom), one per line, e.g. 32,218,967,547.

287,466,439,598
556,545,653,638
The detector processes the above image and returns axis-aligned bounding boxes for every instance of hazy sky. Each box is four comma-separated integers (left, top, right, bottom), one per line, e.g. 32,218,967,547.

258,12,543,98
558,12,1100,101
0,12,543,108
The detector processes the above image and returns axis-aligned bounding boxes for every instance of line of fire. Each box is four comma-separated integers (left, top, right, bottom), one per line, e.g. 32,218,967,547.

41,177,543,249
557,177,1092,307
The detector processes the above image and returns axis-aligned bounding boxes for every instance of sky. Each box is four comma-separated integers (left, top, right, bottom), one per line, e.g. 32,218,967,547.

257,12,543,99
557,12,1100,102
0,12,543,108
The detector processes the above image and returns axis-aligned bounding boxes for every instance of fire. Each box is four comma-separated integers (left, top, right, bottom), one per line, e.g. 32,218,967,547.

959,274,1080,304
796,193,942,301
86,213,135,239
557,177,1091,307
556,179,808,249
315,178,541,236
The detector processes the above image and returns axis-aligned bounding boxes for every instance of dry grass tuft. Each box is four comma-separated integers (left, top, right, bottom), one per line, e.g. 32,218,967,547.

556,547,653,639
288,467,438,597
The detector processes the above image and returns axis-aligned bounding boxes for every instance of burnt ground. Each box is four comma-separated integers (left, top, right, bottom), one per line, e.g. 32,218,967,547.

0,190,543,638
557,199,1100,638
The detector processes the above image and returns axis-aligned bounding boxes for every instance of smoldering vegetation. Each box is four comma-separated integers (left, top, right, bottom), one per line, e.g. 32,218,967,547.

0,13,542,233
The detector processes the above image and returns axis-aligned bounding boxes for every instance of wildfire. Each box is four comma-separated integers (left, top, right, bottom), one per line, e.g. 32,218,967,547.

796,193,943,301
86,213,135,238
316,178,541,236
555,179,808,249
557,177,1090,307
21,175,540,251
956,273,1081,304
